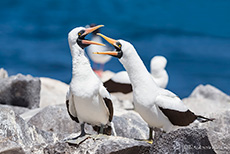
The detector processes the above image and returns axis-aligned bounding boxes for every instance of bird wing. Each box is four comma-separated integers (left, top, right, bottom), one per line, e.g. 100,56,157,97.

155,89,196,126
99,85,113,122
103,79,132,94
103,71,132,94
66,88,79,123
155,89,188,112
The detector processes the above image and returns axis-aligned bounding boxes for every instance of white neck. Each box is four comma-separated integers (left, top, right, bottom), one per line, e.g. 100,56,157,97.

70,44,93,79
119,45,157,90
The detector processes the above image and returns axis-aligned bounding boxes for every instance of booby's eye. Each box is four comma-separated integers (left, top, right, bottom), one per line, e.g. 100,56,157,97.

116,42,122,49
78,30,85,38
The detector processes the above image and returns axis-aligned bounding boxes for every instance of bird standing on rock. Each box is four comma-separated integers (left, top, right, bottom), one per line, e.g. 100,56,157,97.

66,25,113,142
94,33,214,143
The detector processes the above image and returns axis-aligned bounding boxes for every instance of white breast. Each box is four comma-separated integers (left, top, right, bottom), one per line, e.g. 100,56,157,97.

73,94,109,125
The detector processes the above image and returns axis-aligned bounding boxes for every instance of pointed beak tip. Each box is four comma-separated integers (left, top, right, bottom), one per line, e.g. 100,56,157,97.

96,33,102,36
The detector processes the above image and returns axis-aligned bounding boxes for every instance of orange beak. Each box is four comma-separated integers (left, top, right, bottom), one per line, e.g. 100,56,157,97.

81,25,104,37
81,40,105,46
93,51,118,56
79,25,105,46
97,33,120,49
93,33,122,58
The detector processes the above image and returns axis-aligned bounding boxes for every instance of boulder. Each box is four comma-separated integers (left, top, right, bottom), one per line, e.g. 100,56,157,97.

113,109,148,139
43,128,215,154
27,104,148,139
189,110,230,154
0,68,8,79
27,104,95,136
149,128,215,154
183,84,230,116
189,84,230,102
40,77,69,108
0,104,29,116
0,107,59,153
0,134,25,154
19,108,43,122
0,74,40,109
44,136,150,154
183,84,230,153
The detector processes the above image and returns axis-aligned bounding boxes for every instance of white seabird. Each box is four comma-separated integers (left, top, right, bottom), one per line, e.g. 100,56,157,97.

94,33,214,142
103,55,168,94
87,24,112,77
66,26,113,140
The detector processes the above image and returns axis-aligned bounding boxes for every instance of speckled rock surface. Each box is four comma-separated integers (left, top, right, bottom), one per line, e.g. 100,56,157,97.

0,74,40,109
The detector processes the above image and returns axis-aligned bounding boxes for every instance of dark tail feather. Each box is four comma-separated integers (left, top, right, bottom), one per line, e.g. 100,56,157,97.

196,115,215,123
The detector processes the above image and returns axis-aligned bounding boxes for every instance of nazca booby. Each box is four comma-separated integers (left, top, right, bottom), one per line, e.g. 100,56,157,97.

104,55,168,94
87,24,112,77
94,33,214,142
66,26,113,139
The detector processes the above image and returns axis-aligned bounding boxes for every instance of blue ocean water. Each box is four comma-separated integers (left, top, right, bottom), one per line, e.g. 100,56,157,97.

0,0,230,98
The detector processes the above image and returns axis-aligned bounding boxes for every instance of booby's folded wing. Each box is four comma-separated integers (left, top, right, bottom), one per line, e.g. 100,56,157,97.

103,71,132,94
66,89,79,123
104,79,132,94
155,93,196,126
155,91,188,112
99,85,114,122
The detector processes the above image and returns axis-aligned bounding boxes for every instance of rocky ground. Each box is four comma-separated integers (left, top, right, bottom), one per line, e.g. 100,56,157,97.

0,68,230,154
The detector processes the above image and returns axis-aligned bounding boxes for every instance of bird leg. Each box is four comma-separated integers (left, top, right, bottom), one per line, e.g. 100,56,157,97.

67,123,86,140
146,127,154,144
91,124,109,140
149,127,153,140
134,127,154,144
99,124,104,134
79,122,86,137
65,123,91,144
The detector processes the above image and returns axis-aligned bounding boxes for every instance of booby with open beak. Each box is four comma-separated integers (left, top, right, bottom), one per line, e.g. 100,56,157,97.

66,26,113,141
94,33,214,142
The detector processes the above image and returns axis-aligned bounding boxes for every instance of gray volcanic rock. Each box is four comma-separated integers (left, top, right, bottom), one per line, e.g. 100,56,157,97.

189,110,230,154
27,104,148,139
0,137,25,154
40,77,69,108
43,128,215,154
0,104,29,116
113,109,148,139
183,84,230,116
0,107,59,153
0,68,8,79
44,136,150,154
27,104,95,136
149,128,215,154
1,78,228,153
183,84,230,153
0,74,41,109
189,84,230,102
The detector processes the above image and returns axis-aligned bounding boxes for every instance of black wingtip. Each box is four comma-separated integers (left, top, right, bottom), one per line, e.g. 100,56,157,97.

196,115,215,123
